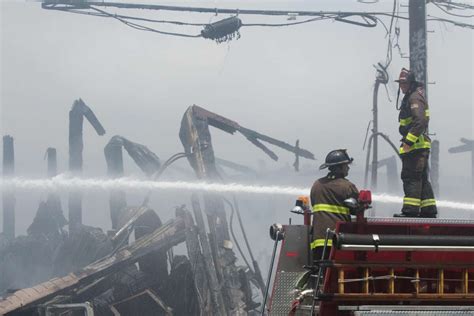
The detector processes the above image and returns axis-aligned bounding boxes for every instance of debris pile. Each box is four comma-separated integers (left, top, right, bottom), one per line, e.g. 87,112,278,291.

1,101,316,315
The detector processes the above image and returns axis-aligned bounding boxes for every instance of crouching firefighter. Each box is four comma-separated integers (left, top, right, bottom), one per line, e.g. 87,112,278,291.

310,149,359,260
394,68,437,218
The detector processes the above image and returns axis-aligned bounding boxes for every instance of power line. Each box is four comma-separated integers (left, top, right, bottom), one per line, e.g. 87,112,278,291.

41,1,405,18
433,0,474,11
41,0,473,40
242,15,336,27
427,15,474,29
432,1,474,18
90,6,202,38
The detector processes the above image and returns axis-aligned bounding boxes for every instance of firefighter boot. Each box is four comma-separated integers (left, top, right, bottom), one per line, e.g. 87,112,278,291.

420,205,437,218
394,212,419,218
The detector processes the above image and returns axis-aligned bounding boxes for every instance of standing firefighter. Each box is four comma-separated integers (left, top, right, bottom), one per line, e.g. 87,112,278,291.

394,68,437,218
310,149,359,259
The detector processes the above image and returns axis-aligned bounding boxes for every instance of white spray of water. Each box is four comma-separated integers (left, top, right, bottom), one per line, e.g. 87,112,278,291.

1,175,473,211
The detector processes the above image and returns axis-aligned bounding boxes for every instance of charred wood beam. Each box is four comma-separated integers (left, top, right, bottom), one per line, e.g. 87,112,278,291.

188,105,315,162
449,138,474,153
190,195,227,315
180,205,213,315
192,105,239,134
44,147,67,235
0,213,187,315
45,148,57,178
104,136,161,228
105,136,127,229
68,99,105,232
243,135,278,161
179,107,220,179
377,156,399,193
179,106,261,313
449,138,474,192
238,127,315,160
2,135,15,239
293,139,300,171
69,99,106,172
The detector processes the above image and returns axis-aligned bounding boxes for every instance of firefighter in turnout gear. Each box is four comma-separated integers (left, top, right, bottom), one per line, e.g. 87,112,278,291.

394,68,437,218
310,149,359,259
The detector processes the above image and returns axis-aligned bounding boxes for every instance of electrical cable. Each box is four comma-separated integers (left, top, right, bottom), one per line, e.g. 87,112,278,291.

54,8,208,26
141,152,189,206
427,15,474,29
383,0,397,68
90,6,202,38
432,1,474,18
41,2,409,18
231,196,258,269
231,194,265,294
223,197,254,273
242,15,337,27
434,1,474,10
362,120,373,151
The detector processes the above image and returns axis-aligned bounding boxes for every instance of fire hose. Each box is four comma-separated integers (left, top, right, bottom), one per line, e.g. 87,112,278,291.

334,233,474,252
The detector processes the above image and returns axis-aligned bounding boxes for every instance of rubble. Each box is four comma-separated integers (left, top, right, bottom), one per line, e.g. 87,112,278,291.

0,102,316,315
0,207,187,315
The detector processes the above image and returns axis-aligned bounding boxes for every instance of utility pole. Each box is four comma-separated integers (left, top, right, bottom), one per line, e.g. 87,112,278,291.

409,0,428,97
2,135,15,239
370,68,389,191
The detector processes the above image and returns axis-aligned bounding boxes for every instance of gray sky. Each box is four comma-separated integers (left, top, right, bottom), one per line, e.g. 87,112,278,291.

1,0,473,234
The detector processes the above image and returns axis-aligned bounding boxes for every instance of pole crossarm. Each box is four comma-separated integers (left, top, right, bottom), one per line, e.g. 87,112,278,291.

449,138,474,153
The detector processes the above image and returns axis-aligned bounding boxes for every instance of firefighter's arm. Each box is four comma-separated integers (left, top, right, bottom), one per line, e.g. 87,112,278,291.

348,183,359,201
346,183,362,215
403,100,427,146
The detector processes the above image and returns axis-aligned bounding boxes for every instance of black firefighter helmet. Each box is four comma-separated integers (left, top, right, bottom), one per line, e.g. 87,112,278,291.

319,149,354,170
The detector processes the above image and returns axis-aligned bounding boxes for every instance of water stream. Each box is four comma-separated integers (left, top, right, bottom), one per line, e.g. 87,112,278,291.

1,175,473,211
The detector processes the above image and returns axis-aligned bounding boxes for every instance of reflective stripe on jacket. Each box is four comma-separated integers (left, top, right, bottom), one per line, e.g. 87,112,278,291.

398,87,431,155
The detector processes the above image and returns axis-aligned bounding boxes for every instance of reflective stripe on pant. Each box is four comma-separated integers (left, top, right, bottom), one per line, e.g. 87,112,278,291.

401,149,437,217
403,197,421,207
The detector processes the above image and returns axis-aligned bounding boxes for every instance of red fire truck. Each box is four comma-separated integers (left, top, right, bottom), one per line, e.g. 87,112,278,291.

264,191,474,315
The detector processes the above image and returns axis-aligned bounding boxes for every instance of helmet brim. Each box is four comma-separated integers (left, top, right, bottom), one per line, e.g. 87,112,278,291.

319,163,329,170
319,158,353,170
